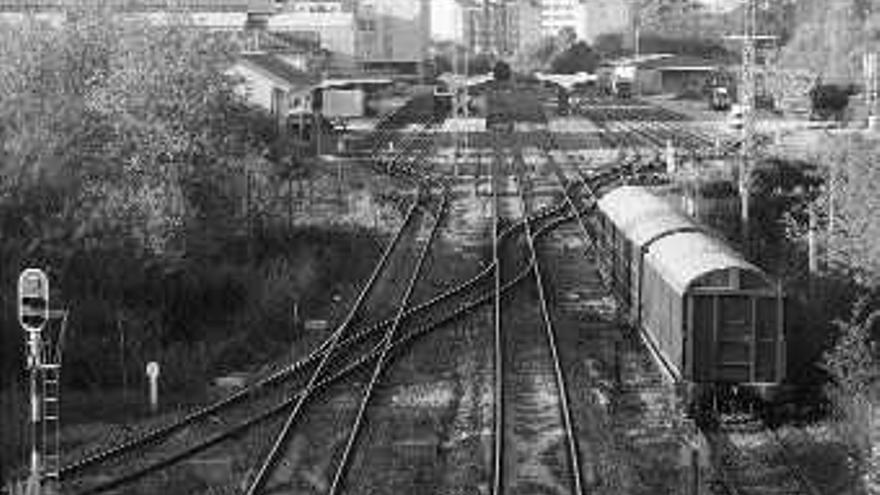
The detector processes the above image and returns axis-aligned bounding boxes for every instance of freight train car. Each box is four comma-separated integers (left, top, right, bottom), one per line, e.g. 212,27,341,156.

593,186,785,408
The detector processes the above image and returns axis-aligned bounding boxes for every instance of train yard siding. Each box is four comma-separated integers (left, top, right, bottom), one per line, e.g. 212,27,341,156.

43,87,871,495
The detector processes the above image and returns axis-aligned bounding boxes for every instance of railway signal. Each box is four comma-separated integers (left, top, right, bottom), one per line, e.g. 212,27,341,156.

19,269,49,333
18,270,68,494
18,269,69,495
19,269,48,495
146,362,160,414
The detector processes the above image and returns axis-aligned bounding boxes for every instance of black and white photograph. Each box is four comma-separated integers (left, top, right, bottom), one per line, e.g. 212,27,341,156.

0,0,878,494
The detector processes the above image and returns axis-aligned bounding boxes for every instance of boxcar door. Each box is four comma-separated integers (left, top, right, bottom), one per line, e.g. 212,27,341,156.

754,296,782,383
691,294,753,383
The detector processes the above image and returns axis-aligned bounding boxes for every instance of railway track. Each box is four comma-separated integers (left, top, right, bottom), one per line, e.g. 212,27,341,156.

490,129,586,495
242,186,448,494
60,87,778,495
708,414,825,495
61,100,601,494
61,204,578,494
570,98,722,158
533,117,824,495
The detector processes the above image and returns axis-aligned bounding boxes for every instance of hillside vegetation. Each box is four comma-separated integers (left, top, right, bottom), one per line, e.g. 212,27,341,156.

780,0,880,83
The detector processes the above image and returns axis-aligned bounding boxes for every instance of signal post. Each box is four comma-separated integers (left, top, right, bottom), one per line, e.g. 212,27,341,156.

19,269,66,495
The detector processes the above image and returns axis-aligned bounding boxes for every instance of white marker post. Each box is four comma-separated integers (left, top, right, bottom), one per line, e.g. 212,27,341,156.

665,140,677,174
146,362,160,414
18,269,49,495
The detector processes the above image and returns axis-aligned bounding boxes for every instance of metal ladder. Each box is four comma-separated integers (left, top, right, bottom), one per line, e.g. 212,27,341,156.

40,310,68,489
40,362,61,484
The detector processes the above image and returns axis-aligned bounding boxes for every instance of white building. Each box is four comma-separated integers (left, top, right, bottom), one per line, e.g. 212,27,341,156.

434,0,541,57
540,0,587,40
515,0,542,54
227,52,319,124
582,0,631,44
269,0,430,74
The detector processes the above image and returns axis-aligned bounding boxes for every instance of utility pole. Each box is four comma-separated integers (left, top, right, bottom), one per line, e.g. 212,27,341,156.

864,51,878,129
633,0,641,62
725,0,776,246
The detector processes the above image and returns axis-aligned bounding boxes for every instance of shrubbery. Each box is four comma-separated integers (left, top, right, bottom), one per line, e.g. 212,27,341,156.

0,6,387,480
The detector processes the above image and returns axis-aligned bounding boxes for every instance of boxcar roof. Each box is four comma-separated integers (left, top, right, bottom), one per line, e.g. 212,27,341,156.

599,186,774,294
645,232,772,294
598,186,700,248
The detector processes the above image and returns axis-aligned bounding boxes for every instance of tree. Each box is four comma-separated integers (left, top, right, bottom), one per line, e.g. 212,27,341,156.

636,34,733,61
514,35,559,72
0,9,272,258
0,3,274,420
550,42,601,74
493,60,511,82
814,134,880,288
823,296,879,488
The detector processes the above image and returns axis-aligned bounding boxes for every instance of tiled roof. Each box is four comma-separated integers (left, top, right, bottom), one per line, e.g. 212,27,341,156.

238,52,319,87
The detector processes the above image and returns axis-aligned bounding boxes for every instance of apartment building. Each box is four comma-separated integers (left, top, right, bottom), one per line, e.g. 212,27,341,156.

540,0,587,39
270,0,430,73
447,0,540,57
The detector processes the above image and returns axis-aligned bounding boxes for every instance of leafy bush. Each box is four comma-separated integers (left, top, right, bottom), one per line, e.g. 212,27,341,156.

550,42,601,74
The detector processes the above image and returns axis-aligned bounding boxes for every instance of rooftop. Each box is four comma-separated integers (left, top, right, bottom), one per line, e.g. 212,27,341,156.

237,52,319,87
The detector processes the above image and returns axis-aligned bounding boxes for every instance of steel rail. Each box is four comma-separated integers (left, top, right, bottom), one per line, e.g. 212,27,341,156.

243,112,444,495
242,190,426,495
72,209,575,495
326,189,451,495
58,98,445,480
510,135,586,495
491,130,505,495
537,133,600,246
706,412,825,495
769,428,824,495
59,198,569,480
